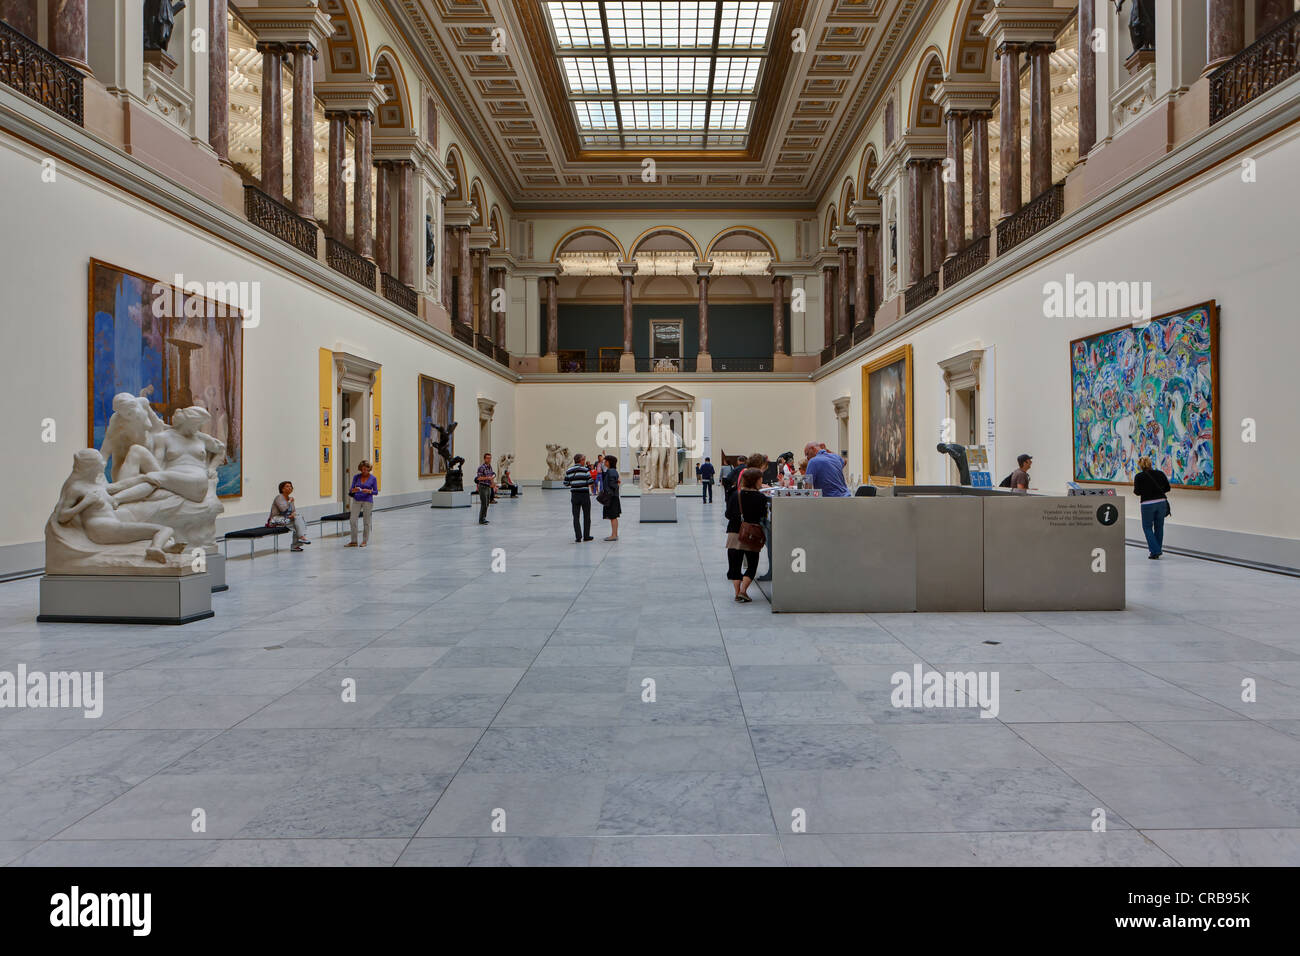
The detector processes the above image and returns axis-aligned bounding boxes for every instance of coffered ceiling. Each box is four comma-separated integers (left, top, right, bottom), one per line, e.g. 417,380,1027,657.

386,0,934,209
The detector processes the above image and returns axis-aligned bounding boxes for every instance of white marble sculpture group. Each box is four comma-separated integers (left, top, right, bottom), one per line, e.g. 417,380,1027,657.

46,391,226,573
639,412,680,492
544,444,570,481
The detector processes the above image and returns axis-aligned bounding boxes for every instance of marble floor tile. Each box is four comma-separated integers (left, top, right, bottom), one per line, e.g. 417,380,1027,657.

1008,722,1199,768
596,771,774,835
780,830,1173,866
1141,828,1300,866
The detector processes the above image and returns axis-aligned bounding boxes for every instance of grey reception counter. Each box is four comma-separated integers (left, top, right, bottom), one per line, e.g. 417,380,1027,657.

756,489,1125,613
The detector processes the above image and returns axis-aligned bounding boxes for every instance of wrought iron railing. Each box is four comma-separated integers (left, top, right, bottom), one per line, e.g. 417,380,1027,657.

710,357,772,372
905,270,939,312
244,184,317,257
0,19,83,126
942,234,990,288
635,356,699,373
996,183,1064,256
451,321,474,345
381,273,417,315
1210,11,1300,123
326,237,375,290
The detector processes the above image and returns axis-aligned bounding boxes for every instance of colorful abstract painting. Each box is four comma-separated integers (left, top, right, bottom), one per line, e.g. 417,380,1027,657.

88,260,244,497
1070,302,1219,489
418,374,455,477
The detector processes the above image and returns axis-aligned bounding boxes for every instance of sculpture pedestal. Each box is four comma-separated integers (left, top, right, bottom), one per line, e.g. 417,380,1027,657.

541,479,566,489
431,491,472,508
207,550,227,592
38,572,214,625
639,492,678,523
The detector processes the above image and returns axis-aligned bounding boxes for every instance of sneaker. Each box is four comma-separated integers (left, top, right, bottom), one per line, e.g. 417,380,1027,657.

479,519,490,524
291,545,304,552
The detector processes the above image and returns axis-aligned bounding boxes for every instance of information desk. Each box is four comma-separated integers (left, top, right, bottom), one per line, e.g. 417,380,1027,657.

756,488,1125,612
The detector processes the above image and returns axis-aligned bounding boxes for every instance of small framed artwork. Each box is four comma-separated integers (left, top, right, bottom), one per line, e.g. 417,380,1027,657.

323,446,330,464
322,407,330,428
861,344,914,485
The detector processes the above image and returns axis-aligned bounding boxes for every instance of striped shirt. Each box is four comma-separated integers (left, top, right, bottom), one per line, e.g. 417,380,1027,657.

564,463,593,493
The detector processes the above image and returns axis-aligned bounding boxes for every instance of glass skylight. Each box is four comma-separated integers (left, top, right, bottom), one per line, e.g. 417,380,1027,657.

545,1,777,150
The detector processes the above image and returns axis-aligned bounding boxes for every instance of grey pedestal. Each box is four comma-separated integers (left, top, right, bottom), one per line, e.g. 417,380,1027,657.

38,572,214,625
207,550,227,593
431,491,472,508
542,479,565,489
639,492,678,523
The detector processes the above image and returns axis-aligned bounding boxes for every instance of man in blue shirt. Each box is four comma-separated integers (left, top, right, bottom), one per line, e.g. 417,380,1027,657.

803,442,851,497
698,456,715,503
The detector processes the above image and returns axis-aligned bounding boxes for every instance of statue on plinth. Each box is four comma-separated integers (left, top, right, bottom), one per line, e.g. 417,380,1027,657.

1116,0,1156,52
544,444,570,482
640,412,679,492
144,0,186,52
431,421,464,492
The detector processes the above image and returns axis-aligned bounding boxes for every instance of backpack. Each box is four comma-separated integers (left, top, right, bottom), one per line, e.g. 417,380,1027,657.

999,472,1014,488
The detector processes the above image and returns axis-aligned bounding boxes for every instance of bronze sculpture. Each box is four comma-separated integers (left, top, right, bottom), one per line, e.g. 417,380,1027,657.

144,0,187,53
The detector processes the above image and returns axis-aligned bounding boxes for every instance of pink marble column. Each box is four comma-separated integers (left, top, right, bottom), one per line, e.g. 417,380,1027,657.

772,275,787,356
353,112,373,259
1207,0,1246,70
1078,0,1096,157
258,44,284,201
945,111,965,256
476,249,490,337
1028,42,1054,200
441,223,453,311
457,224,471,324
864,226,877,320
1257,0,1291,33
971,110,991,238
998,41,1023,217
209,0,229,161
545,277,558,355
326,112,347,241
907,159,924,283
46,0,89,73
375,162,391,274
877,227,886,308
837,246,850,339
398,163,414,285
0,1,38,39
697,274,709,354
822,265,836,350
290,45,315,219
855,224,868,326
492,268,506,347
621,272,634,353
929,159,945,269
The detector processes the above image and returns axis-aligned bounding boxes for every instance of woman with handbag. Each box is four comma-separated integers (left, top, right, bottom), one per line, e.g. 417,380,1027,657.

1133,456,1172,559
725,466,767,603
599,454,621,541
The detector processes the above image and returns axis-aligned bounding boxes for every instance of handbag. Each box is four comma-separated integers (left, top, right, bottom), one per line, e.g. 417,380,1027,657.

596,490,611,505
738,521,765,550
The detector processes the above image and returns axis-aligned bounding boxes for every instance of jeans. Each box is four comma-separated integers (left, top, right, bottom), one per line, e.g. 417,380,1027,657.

477,483,491,521
1141,499,1169,556
571,492,591,540
701,480,714,502
349,498,373,544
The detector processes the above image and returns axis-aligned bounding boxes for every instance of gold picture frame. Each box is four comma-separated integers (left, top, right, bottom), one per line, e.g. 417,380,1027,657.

861,344,914,485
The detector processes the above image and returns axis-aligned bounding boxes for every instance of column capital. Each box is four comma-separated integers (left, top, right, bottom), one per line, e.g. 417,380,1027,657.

443,200,478,228
316,78,386,118
933,79,1000,114
243,4,335,56
980,1,1073,50
848,198,881,227
616,260,639,279
692,260,713,278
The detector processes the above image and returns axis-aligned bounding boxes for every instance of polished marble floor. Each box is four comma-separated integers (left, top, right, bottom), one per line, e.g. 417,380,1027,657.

2,491,1299,866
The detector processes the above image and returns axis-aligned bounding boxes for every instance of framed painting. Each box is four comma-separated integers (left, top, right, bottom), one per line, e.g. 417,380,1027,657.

87,259,244,498
861,344,913,485
418,374,455,477
1070,301,1219,490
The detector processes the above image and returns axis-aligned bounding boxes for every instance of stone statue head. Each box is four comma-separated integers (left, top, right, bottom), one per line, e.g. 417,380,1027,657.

72,448,106,477
111,392,149,428
171,405,211,436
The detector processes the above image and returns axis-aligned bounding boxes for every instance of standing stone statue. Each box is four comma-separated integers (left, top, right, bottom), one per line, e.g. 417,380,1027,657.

426,215,436,271
144,0,187,52
544,444,570,482
642,412,679,491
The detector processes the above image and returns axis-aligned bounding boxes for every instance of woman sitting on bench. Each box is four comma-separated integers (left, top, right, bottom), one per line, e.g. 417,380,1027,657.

498,465,521,498
267,480,310,551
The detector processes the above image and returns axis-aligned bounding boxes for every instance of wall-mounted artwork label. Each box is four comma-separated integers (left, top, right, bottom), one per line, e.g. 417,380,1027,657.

89,260,243,497
418,374,455,477
1070,301,1219,490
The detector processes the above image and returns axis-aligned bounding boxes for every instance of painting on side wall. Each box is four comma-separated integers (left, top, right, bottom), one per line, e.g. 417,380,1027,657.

418,374,455,477
1070,301,1219,489
862,344,913,485
88,259,244,498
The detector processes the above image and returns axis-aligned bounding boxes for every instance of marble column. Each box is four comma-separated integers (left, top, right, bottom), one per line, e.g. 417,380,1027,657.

877,227,886,309
476,249,490,337
864,226,877,321
209,0,229,160
46,0,89,73
855,224,869,326
697,273,709,354
945,111,966,256
1206,0,1246,70
772,275,787,356
621,270,634,354
398,163,414,285
441,223,452,311
1028,42,1054,200
258,44,284,202
1078,0,1096,157
822,265,836,350
1257,0,1291,32
375,163,391,275
457,225,471,325
929,159,945,269
907,160,924,284
353,113,373,259
326,112,347,241
545,276,558,356
837,246,850,339
971,110,991,237
998,42,1023,217
492,268,506,347
0,1,37,39
290,45,315,219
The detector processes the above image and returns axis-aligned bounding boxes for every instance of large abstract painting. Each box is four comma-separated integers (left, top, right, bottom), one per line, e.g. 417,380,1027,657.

418,374,455,477
862,344,913,484
1070,301,1219,489
88,260,243,497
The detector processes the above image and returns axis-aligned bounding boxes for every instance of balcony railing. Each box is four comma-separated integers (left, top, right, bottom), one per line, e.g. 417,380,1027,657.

905,270,939,312
494,344,509,366
381,273,418,315
0,20,83,126
852,321,872,345
834,333,852,356
711,357,772,372
635,357,699,373
996,183,1064,256
1210,11,1300,124
326,237,375,290
244,185,317,258
452,321,474,345
820,345,835,366
475,334,494,358
942,234,990,289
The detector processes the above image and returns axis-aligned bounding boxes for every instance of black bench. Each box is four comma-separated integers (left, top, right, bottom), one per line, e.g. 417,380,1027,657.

317,511,350,537
222,526,288,559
